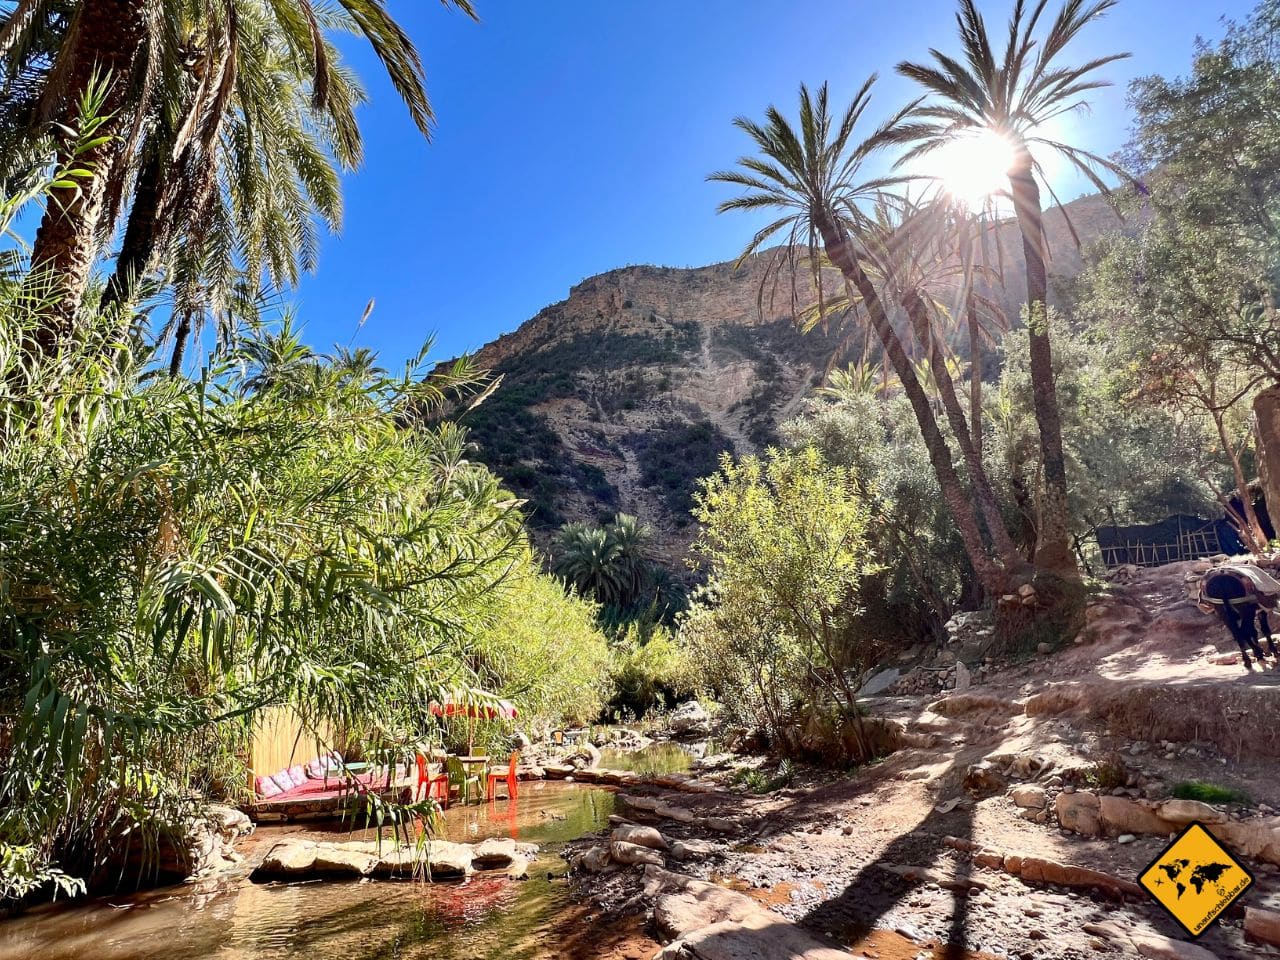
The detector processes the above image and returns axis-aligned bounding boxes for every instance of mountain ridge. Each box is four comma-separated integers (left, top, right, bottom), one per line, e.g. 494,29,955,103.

454,190,1125,564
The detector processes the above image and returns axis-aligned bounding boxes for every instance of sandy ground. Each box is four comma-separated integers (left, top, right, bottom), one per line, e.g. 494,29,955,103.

566,562,1280,959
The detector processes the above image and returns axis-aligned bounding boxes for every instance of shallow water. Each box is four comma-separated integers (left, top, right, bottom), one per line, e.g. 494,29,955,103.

0,783,615,960
598,739,716,776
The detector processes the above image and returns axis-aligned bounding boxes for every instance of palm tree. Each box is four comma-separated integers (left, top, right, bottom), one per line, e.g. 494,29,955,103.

709,80,1010,595
0,0,476,348
552,522,626,608
552,513,655,611
892,0,1130,577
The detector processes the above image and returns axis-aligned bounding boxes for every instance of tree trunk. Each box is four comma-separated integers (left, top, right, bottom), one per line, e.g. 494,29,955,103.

101,151,165,317
814,215,1007,595
1211,404,1269,552
168,313,193,378
1007,156,1079,580
1256,385,1280,541
901,288,1021,568
28,0,148,352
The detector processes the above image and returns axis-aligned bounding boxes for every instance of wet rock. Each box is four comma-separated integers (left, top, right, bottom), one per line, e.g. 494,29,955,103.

506,857,531,881
256,839,318,876
311,846,378,876
669,700,712,737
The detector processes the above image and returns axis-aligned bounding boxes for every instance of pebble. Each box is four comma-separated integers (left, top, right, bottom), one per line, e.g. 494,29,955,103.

1117,834,1137,844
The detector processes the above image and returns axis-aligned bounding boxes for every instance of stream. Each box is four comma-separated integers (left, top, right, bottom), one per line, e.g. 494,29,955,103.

0,783,615,960
0,740,703,960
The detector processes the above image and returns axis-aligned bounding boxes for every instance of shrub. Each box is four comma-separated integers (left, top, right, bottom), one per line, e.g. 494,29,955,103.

1171,780,1250,805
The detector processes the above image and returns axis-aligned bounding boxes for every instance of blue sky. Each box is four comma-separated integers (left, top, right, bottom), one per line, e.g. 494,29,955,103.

284,0,1252,365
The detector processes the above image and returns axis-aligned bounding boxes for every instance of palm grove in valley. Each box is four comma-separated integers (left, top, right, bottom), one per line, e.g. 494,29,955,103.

0,1,1278,958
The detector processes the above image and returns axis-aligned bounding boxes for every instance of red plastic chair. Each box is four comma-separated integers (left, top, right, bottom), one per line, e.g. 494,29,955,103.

486,751,519,802
415,754,450,807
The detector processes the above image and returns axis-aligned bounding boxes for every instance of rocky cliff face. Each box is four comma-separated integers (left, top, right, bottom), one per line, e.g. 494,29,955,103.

456,191,1122,564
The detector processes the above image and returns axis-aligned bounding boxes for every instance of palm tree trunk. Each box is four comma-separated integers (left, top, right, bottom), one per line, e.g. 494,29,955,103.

101,151,165,317
901,289,1020,567
968,289,983,464
168,313,193,378
28,0,148,352
815,215,1008,595
1007,157,1078,580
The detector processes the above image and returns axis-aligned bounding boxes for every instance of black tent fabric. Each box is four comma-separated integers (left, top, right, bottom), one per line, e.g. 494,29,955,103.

1095,514,1246,568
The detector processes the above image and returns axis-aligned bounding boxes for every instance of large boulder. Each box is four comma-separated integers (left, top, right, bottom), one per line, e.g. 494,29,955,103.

612,824,669,851
1055,791,1103,837
610,840,664,866
1157,798,1228,826
669,700,711,737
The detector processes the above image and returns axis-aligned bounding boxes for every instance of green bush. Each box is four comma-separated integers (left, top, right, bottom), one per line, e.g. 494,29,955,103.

1171,781,1250,805
604,626,692,719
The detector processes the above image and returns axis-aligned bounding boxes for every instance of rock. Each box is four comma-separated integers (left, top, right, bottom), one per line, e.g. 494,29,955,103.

644,866,761,939
669,700,712,737
1055,791,1103,837
506,857,531,881
1158,798,1228,826
963,761,1006,795
1009,785,1047,809
413,840,474,879
953,661,972,692
1245,906,1280,947
1128,930,1222,960
1017,583,1036,598
311,846,378,876
567,742,602,769
472,837,534,867
1117,834,1137,844
612,824,669,851
255,839,317,876
857,667,901,698
575,844,611,873
1098,795,1174,836
610,840,664,866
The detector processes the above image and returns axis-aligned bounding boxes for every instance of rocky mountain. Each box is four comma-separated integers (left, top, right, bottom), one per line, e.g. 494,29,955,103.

456,191,1124,565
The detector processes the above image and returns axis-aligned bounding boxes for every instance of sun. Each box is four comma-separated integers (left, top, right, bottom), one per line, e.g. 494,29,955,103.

931,128,1018,210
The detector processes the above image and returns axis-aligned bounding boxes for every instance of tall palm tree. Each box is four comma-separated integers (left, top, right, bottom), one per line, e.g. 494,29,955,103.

709,80,1010,595
892,0,1130,578
0,0,476,348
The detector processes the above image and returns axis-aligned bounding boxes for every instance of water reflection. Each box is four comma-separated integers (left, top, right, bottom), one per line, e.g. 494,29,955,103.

0,783,616,960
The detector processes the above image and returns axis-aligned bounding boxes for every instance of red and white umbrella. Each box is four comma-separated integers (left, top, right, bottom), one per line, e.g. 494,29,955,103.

428,693,519,720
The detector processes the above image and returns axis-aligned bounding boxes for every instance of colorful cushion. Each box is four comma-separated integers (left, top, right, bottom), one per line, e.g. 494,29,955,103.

287,764,307,787
304,758,327,779
255,775,282,798
270,771,294,793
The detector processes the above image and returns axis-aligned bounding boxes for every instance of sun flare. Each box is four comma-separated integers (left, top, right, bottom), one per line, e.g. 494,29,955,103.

932,128,1018,209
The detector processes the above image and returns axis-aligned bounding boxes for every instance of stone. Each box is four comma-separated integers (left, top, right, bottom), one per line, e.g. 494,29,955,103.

1117,834,1137,845
1055,790,1103,837
311,846,378,876
953,661,972,692
410,840,474,879
963,761,1006,795
1245,906,1280,948
857,667,901,698
1128,930,1222,960
1158,798,1228,826
1009,785,1047,809
610,840,664,866
1098,796,1173,837
645,866,761,940
576,845,611,873
669,700,712,737
612,824,668,850
256,840,317,876
506,857,531,881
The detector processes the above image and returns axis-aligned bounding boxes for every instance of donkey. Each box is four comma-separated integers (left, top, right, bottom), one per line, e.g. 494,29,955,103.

1198,566,1279,670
